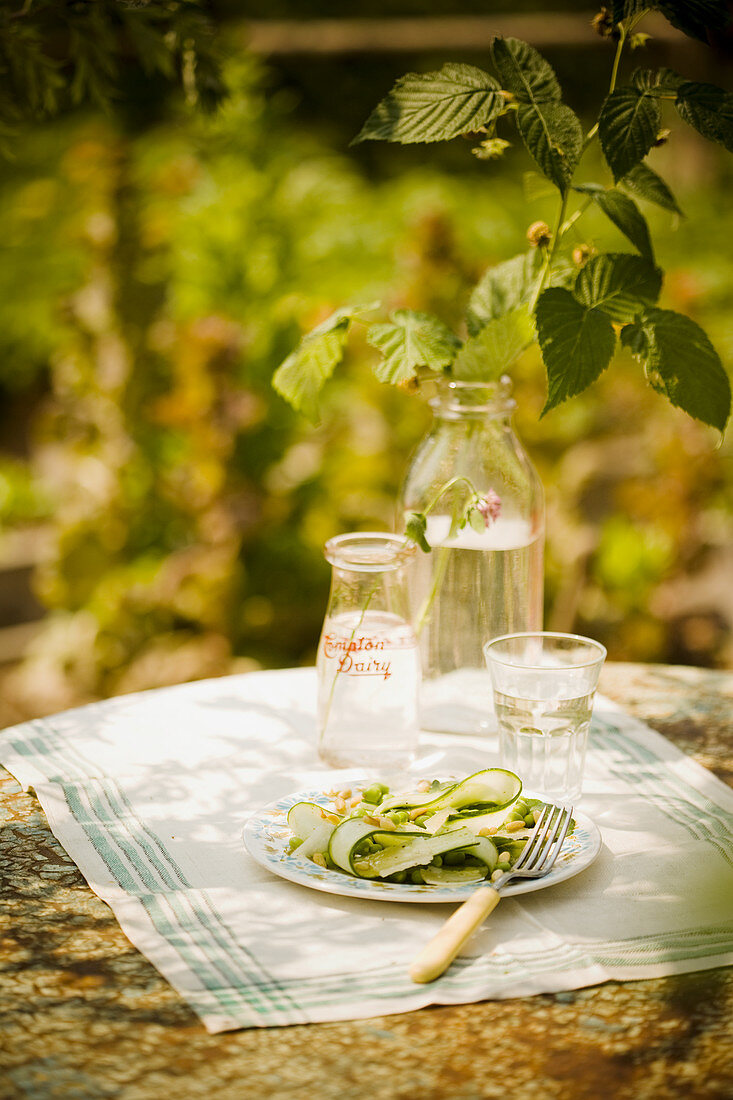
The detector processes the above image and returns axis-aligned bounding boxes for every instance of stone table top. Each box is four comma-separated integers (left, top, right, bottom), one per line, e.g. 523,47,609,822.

1,662,732,1100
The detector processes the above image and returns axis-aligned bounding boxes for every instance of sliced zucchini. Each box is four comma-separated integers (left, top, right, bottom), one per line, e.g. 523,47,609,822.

421,865,487,886
381,768,522,820
328,818,426,878
287,801,337,840
297,821,337,860
362,826,478,879
463,835,499,871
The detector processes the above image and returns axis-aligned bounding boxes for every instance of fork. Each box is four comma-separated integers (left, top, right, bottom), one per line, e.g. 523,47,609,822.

408,803,573,984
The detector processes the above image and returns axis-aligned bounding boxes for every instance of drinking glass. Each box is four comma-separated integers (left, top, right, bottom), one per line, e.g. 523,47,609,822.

483,632,607,803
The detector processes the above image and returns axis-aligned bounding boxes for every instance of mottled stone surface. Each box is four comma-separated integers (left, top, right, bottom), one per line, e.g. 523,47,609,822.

1,663,731,1100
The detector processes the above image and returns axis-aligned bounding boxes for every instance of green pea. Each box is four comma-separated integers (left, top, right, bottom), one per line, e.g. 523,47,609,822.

524,814,536,828
288,837,303,851
388,870,407,884
415,814,431,827
362,784,384,805
431,855,443,868
443,850,466,866
411,868,425,884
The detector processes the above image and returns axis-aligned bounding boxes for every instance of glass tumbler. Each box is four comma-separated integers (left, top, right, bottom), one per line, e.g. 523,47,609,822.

317,532,420,769
483,632,607,804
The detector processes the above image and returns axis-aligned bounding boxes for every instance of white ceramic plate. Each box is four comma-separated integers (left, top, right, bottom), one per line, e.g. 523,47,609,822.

243,785,602,904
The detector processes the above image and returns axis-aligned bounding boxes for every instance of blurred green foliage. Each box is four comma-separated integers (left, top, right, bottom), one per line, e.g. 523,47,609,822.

0,41,732,710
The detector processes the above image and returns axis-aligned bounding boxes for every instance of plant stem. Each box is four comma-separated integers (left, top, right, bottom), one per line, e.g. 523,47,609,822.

531,13,642,309
319,582,377,739
419,474,480,519
561,195,594,236
529,188,569,310
415,545,450,634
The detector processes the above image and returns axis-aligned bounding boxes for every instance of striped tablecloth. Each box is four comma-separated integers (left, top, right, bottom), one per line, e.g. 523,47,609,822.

1,668,732,1033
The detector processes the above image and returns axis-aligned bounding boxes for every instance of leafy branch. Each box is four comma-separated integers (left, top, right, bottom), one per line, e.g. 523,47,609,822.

0,0,227,155
274,1,732,435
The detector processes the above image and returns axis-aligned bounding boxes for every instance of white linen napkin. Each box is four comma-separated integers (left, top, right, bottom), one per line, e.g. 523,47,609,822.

2,667,732,1032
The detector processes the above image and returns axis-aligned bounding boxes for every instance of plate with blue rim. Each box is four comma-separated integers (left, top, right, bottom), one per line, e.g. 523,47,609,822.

243,782,601,904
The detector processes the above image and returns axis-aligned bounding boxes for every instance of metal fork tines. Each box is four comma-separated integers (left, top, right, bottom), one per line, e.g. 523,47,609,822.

408,802,574,984
494,802,574,887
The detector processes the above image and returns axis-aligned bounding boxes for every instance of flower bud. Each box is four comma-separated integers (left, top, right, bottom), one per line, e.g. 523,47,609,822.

572,244,595,267
591,7,615,37
653,128,671,148
527,221,552,249
397,375,420,394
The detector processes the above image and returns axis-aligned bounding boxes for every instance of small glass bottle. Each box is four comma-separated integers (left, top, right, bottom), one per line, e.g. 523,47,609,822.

317,532,420,768
399,377,544,734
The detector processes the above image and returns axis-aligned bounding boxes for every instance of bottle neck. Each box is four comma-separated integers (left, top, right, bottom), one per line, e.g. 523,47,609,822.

324,532,415,574
430,377,516,421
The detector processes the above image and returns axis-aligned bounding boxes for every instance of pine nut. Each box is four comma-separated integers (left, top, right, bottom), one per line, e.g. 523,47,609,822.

491,869,504,882
312,852,327,868
416,779,431,792
506,819,525,833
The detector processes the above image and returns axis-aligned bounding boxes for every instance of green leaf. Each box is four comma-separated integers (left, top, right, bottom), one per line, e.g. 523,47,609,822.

515,100,583,194
467,508,487,535
676,81,733,153
598,87,661,181
272,308,354,421
491,37,581,193
631,68,684,95
621,162,683,216
535,288,616,414
546,255,579,290
574,253,662,324
366,310,461,383
612,1,650,23
466,251,539,335
657,1,733,44
522,170,558,202
621,309,731,431
452,308,535,381
491,37,561,102
353,64,504,145
593,188,655,262
405,512,431,553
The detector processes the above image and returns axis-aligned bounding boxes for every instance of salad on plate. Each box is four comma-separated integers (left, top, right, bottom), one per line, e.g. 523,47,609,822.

286,768,565,886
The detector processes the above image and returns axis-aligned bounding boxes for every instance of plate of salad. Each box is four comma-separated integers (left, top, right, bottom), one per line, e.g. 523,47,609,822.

243,768,601,903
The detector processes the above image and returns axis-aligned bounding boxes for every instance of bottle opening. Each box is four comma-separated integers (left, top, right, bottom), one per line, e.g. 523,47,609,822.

430,376,516,418
324,532,416,571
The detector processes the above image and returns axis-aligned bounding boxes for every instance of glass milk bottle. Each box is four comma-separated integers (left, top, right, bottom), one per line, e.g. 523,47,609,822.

317,532,420,768
399,378,544,734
